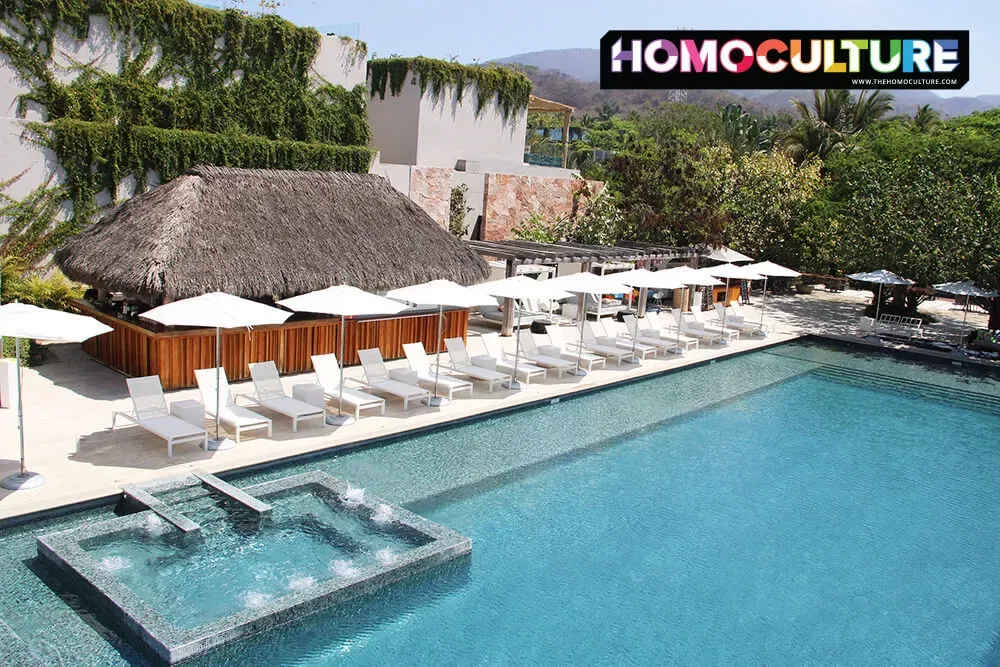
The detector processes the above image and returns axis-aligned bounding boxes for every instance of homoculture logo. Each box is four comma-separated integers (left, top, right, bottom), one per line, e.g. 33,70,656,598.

600,31,969,90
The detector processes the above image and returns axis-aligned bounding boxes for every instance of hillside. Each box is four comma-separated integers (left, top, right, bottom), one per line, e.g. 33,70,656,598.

496,49,1000,117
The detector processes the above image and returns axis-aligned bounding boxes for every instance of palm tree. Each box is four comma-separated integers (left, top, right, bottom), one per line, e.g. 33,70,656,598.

783,89,894,163
912,104,942,133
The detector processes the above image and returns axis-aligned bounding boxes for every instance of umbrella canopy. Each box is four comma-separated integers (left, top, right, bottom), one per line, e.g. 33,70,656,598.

386,280,495,405
0,303,113,341
277,285,406,424
658,266,724,287
386,279,497,309
548,271,630,295
277,285,407,317
933,281,1000,298
745,261,801,278
846,269,913,286
0,303,112,490
142,292,292,328
612,268,687,290
702,263,765,281
705,246,754,264
471,275,574,301
141,292,292,445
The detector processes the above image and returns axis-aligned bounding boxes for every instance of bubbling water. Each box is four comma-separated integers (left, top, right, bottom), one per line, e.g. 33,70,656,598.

143,514,169,537
371,504,393,525
240,591,273,609
287,575,316,592
374,548,396,566
330,560,359,579
341,484,365,507
100,556,131,572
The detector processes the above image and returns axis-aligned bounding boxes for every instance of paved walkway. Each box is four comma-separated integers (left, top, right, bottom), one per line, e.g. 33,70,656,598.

0,288,986,520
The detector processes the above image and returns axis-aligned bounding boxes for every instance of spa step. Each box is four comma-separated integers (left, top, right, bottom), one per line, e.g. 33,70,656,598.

192,470,272,515
120,484,201,534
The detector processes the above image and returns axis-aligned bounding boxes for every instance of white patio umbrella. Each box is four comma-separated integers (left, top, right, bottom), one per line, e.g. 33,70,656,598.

702,263,765,338
277,286,407,424
705,246,754,264
386,280,497,406
472,276,573,389
744,260,801,333
613,269,687,361
846,269,914,324
142,292,291,448
932,281,1000,345
547,271,631,376
0,303,112,490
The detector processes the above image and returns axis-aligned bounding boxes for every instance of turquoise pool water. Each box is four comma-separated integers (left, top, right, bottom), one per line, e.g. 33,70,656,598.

1,339,1000,665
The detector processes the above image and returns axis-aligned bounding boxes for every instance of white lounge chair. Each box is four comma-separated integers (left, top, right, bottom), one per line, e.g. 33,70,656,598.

311,353,385,420
516,329,576,377
596,319,663,358
247,362,326,432
443,338,512,392
112,376,208,457
644,311,700,352
579,320,644,363
713,304,765,336
402,342,474,400
357,348,432,410
688,307,740,342
543,325,608,371
614,316,678,356
480,332,548,384
669,308,727,345
194,368,272,444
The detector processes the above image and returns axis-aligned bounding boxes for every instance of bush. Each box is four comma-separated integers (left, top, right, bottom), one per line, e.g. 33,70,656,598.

5,270,85,310
1,337,39,367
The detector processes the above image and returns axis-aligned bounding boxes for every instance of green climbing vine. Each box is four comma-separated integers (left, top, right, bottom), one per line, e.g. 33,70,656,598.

367,57,532,122
1,0,372,228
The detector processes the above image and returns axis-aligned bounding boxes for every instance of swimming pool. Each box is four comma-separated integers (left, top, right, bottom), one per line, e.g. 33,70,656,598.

2,338,1000,664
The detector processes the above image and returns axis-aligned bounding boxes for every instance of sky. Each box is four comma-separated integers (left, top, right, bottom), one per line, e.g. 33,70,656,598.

264,0,997,98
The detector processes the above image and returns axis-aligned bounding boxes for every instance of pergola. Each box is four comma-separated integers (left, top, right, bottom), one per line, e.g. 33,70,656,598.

528,95,575,169
466,240,700,334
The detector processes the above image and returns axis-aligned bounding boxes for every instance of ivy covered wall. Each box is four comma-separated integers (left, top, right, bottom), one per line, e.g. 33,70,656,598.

0,0,372,235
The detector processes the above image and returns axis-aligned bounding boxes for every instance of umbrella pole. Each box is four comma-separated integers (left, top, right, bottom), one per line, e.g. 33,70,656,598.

875,283,883,326
327,314,355,425
721,278,730,343
961,295,970,346
427,304,447,407
204,327,233,450
759,276,768,334
1,337,45,490
504,308,523,390
574,294,587,376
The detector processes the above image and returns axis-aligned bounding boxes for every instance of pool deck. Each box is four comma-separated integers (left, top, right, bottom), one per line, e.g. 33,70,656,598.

0,288,989,522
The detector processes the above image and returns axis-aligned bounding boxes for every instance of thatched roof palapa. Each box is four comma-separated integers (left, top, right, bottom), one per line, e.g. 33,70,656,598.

55,166,490,304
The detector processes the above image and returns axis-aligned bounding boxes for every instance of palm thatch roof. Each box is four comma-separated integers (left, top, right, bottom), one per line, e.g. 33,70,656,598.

55,166,489,304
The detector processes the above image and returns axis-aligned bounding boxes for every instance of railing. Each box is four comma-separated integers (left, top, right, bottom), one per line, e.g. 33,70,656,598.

523,152,563,167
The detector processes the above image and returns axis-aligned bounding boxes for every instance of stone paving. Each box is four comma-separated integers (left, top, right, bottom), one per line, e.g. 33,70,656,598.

0,286,987,520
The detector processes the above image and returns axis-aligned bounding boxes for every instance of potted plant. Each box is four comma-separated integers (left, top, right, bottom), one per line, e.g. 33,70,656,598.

794,277,815,295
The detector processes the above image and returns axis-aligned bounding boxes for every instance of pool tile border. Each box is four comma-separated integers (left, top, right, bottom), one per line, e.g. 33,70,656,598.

35,471,472,664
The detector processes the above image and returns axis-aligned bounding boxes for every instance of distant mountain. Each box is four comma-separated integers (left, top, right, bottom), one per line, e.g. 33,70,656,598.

496,48,1000,117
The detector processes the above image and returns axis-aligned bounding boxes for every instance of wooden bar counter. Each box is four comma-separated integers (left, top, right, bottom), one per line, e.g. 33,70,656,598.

71,300,470,390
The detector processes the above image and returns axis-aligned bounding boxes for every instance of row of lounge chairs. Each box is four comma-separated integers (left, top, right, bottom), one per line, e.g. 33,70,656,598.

109,307,764,458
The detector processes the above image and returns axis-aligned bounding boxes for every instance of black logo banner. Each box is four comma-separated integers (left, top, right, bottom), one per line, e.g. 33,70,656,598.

600,31,969,90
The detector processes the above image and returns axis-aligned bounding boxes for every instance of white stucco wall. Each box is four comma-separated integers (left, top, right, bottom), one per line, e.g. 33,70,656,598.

414,83,528,168
367,75,529,170
312,35,367,90
366,81,421,166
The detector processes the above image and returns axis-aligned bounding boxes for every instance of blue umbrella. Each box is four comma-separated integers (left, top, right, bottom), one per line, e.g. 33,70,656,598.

847,270,914,323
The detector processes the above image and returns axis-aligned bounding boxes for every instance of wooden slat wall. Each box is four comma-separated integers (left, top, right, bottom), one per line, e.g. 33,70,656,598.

73,302,469,390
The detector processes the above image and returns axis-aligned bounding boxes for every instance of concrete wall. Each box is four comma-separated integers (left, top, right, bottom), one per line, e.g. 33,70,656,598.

415,84,528,168
367,76,529,170
366,81,421,166
312,35,367,89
